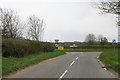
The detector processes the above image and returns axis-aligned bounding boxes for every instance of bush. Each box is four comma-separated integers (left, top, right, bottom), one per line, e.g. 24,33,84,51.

2,38,55,57
43,42,55,52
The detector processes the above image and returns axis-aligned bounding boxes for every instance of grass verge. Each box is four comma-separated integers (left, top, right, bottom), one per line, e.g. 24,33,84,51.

0,57,2,78
2,50,65,76
99,49,120,75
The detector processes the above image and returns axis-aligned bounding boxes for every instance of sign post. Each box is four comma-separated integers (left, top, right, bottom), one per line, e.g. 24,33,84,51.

112,40,116,52
54,40,59,48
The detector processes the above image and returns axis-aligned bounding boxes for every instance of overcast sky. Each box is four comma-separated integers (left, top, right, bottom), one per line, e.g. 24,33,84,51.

0,0,118,42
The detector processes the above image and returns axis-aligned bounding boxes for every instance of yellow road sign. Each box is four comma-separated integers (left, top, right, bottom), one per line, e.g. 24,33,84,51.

58,46,64,50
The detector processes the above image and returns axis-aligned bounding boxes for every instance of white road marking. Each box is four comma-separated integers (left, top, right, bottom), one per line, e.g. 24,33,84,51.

69,61,75,67
59,70,67,80
98,60,100,62
76,57,79,60
59,57,79,80
104,68,107,70
97,56,99,59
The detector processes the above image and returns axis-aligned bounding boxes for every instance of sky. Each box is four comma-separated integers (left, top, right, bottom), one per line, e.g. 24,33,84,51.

0,0,118,42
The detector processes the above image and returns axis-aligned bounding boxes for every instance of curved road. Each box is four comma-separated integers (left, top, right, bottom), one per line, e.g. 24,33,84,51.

6,52,118,79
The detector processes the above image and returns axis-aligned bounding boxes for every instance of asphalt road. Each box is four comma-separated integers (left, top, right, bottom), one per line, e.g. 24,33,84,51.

6,52,117,79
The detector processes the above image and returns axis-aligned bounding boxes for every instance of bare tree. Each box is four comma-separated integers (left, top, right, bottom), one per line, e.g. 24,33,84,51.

96,0,120,14
0,8,23,38
27,15,45,41
97,35,108,45
96,0,120,26
97,34,103,41
85,33,96,45
96,0,120,42
97,34,104,44
102,37,108,45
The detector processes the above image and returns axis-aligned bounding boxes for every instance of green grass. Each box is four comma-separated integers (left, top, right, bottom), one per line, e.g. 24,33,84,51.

0,57,2,77
63,48,103,52
99,49,120,74
2,50,66,76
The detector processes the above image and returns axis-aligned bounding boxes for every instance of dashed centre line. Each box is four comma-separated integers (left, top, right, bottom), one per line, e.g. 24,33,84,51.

58,57,79,80
76,57,79,60
69,57,79,67
69,61,75,67
59,70,67,80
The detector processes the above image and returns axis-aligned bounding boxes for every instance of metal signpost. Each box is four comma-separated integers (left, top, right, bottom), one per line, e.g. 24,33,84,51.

112,40,116,52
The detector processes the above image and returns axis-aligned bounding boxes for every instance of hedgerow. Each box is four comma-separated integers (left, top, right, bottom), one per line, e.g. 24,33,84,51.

2,38,54,57
64,44,120,49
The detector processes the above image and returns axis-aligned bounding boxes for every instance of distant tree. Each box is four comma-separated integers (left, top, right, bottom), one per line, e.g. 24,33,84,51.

97,35,103,42
0,8,23,38
97,35,108,45
27,15,45,41
101,37,108,45
74,41,82,45
85,33,96,45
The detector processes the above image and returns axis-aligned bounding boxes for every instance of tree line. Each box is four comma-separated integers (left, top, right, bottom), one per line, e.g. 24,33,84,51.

85,33,108,45
0,8,45,41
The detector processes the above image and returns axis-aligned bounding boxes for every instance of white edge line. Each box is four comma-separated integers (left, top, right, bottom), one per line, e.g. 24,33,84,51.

104,68,107,70
59,70,67,80
69,61,75,67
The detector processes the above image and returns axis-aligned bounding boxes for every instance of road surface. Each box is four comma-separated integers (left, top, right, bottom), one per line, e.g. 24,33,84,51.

6,52,118,79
